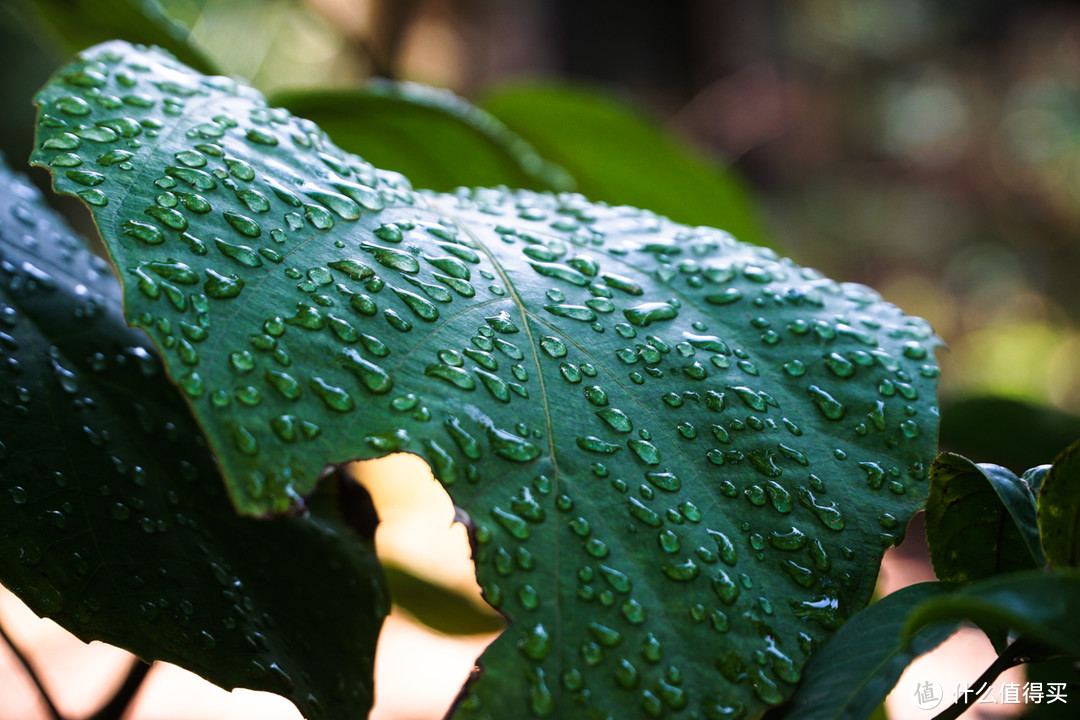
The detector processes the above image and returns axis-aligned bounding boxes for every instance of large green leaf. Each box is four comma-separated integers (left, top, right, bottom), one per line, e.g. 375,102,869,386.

904,570,1080,660
482,82,773,248
925,453,1045,583
272,81,573,193
17,0,215,74
1038,440,1080,568
31,42,940,720
763,582,960,720
0,156,386,718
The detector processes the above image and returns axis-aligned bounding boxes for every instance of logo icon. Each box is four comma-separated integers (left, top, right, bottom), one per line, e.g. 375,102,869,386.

913,679,944,710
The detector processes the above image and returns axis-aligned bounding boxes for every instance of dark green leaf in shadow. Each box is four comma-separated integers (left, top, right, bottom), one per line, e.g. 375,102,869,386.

31,42,941,720
939,396,1080,473
904,569,1080,660
1039,440,1080,568
0,158,386,719
482,82,774,248
925,453,1045,583
1018,656,1078,719
384,561,505,636
763,582,959,720
272,81,572,193
17,0,215,74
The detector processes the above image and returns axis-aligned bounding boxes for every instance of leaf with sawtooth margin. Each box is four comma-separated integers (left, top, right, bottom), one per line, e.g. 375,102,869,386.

31,42,941,720
1039,439,1080,568
925,452,1046,583
0,154,386,719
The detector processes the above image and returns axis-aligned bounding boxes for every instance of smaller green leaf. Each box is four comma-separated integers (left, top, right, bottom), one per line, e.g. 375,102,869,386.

482,82,773,247
0,157,386,719
1038,440,1080,568
18,0,215,74
383,562,504,636
272,81,572,193
925,452,1045,583
764,583,960,720
904,569,1080,660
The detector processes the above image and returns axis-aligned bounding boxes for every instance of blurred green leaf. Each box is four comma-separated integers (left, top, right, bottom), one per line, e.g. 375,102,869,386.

904,570,1080,659
0,157,386,719
925,453,1045,583
1018,657,1078,719
18,0,214,74
482,82,773,247
272,81,572,193
383,562,504,636
1038,440,1080,568
939,396,1080,473
763,583,959,720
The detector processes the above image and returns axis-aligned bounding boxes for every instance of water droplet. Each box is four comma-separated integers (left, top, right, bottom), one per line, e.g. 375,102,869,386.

519,622,552,661
231,424,259,456
223,211,261,238
628,497,662,527
539,336,567,358
712,570,740,605
393,287,439,321
860,461,886,490
204,269,244,299
309,377,355,412
658,529,680,553
583,385,608,406
588,622,623,647
215,238,262,267
645,471,681,492
341,347,393,393
363,244,419,273
662,559,699,581
600,272,643,295
628,439,661,465
807,385,845,420
488,426,541,463
597,408,633,433
574,434,620,455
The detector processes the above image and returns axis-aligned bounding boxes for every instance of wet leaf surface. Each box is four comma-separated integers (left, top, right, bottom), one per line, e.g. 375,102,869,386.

31,42,941,720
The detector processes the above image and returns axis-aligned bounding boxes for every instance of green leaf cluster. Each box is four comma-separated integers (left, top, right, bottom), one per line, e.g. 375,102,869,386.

768,443,1080,720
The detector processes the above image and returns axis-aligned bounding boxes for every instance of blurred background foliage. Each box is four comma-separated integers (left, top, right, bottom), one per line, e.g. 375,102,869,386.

5,0,1080,474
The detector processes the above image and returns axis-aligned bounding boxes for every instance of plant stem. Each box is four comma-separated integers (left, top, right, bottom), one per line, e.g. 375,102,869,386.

0,615,63,720
86,658,151,720
932,639,1032,720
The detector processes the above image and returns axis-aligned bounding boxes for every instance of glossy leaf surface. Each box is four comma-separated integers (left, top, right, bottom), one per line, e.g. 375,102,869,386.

1038,440,1080,568
0,157,386,719
925,453,1045,583
483,82,773,248
764,582,960,720
904,570,1080,660
273,81,572,193
32,42,940,720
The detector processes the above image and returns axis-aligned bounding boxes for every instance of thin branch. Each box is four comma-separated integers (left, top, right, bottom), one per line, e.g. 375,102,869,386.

932,639,1033,720
86,658,152,720
0,615,64,720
